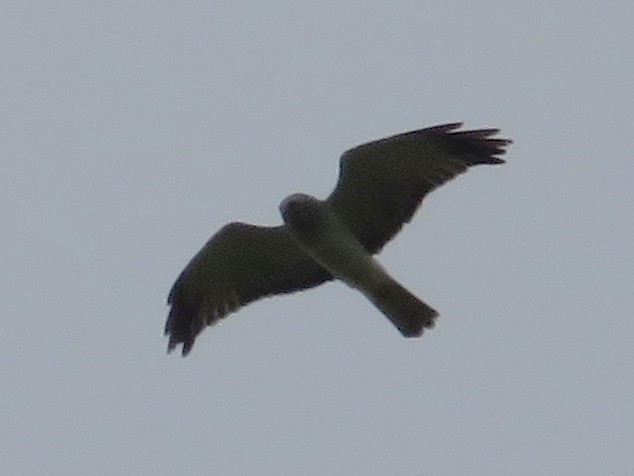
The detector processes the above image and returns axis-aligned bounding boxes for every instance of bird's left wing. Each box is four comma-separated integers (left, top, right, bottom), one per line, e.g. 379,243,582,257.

165,223,332,355
327,123,511,254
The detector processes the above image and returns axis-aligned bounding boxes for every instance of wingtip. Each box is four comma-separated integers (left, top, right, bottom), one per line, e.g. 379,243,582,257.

165,338,193,357
442,125,512,165
165,327,195,357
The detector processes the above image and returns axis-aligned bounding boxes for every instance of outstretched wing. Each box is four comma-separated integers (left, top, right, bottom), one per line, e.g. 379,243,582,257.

327,123,511,253
165,223,332,355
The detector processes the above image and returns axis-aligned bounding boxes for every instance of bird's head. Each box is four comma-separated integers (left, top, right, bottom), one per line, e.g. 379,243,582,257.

279,193,324,236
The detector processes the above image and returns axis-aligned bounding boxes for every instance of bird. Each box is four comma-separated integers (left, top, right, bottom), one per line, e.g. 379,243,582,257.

165,122,512,356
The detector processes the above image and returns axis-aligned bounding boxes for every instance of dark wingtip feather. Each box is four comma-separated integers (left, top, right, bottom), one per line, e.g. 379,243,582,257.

181,341,193,357
416,123,512,164
166,341,176,354
164,285,199,357
421,122,464,134
452,127,500,137
165,325,195,357
437,124,512,166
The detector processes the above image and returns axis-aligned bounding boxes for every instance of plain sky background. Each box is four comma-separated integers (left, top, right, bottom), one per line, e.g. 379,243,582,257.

2,1,633,475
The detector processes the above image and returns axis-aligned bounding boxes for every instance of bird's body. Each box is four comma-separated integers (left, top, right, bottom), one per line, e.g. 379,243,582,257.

165,123,512,355
280,193,437,336
280,194,380,288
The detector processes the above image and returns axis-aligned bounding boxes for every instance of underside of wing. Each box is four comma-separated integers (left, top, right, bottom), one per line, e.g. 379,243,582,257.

165,223,332,355
327,123,512,253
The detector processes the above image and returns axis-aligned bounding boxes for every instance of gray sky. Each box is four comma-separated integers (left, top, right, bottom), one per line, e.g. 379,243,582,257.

2,1,633,475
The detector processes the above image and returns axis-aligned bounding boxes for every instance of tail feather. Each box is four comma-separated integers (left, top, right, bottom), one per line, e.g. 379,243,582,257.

368,281,438,337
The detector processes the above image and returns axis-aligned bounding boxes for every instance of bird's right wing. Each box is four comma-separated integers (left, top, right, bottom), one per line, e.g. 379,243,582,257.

327,123,511,254
165,223,332,355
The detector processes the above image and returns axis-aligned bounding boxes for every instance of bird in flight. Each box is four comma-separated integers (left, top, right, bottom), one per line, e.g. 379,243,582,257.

165,123,512,356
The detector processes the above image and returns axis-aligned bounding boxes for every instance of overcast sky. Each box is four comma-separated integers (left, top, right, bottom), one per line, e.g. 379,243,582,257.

2,1,633,475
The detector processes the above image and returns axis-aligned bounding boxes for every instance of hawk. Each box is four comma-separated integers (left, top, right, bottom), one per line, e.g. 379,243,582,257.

165,123,511,355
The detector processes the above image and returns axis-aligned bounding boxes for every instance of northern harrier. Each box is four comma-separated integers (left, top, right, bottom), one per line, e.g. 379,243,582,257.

165,123,511,355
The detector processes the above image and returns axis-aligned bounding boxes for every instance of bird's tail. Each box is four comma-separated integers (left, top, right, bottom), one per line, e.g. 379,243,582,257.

368,280,438,337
